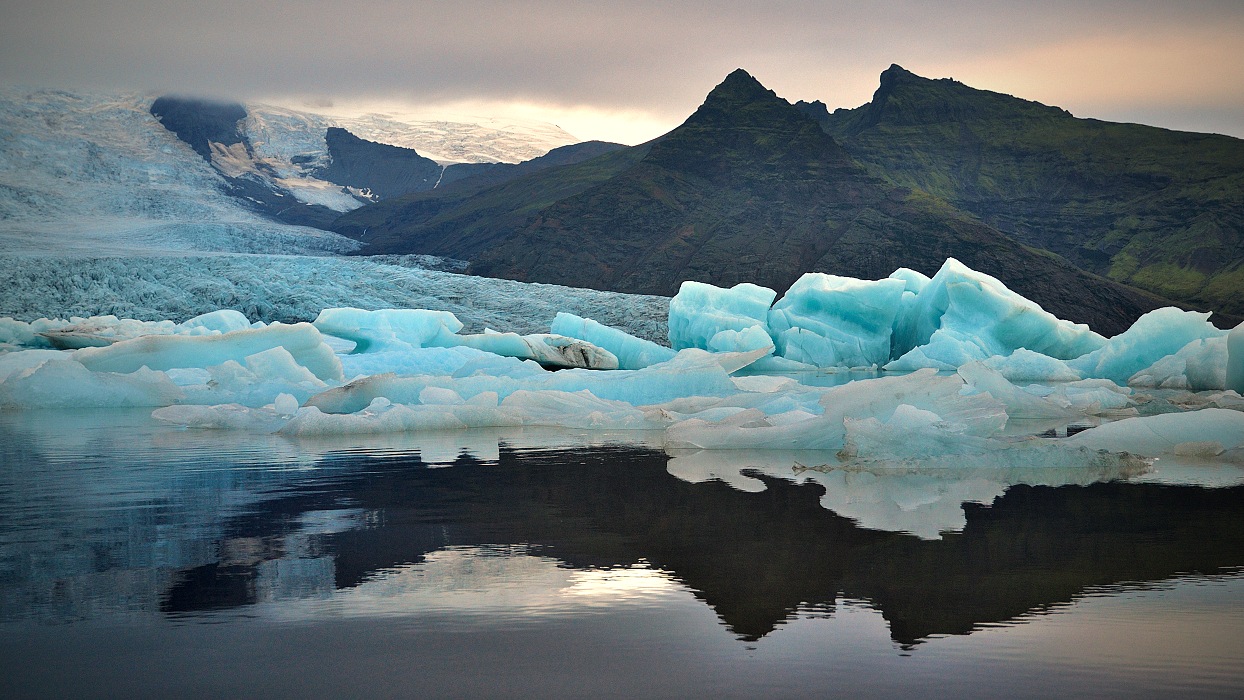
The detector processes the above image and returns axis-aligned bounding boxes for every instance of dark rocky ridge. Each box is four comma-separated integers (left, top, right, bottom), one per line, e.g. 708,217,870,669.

334,69,1182,336
150,96,248,160
316,127,443,199
816,64,1244,322
313,127,626,205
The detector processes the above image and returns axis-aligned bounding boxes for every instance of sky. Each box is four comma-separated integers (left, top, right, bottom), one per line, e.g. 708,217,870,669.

2,0,1243,144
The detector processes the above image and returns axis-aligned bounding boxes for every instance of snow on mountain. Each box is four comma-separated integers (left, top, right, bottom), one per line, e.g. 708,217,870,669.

0,87,666,340
238,103,581,210
245,103,579,168
307,108,579,165
0,87,355,255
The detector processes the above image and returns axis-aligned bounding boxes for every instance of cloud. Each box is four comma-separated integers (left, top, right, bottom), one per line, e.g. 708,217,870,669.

2,1,1242,141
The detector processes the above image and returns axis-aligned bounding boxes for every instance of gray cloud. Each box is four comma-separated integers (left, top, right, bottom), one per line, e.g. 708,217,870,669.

2,1,1242,139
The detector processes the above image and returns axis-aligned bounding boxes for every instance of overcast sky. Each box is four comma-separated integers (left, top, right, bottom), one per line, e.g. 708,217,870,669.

3,0,1242,143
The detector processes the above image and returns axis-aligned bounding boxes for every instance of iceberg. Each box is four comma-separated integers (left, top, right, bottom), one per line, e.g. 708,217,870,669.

1069,308,1225,385
767,273,906,368
314,307,617,369
0,358,183,408
1228,322,1244,393
74,322,343,382
1067,409,1244,460
312,307,463,352
550,312,676,370
887,258,1106,370
668,280,775,352
453,331,618,370
1128,335,1227,391
665,369,1007,451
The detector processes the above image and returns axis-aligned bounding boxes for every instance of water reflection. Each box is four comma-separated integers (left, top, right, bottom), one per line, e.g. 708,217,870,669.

1,409,1242,648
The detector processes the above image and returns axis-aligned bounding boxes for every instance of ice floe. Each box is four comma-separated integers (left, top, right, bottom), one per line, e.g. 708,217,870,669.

2,259,1243,487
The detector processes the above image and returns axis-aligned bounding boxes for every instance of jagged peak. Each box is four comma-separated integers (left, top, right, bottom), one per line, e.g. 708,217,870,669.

702,68,779,107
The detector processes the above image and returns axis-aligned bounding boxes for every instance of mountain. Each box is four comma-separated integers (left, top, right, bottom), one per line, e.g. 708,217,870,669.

807,64,1244,318
150,96,347,228
333,69,1182,336
315,127,443,199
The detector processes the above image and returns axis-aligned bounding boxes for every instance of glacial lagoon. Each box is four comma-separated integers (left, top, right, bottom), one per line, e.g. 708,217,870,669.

2,407,1242,698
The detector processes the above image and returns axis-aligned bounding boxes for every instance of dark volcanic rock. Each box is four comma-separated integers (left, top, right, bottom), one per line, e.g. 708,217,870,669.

316,127,444,199
437,140,627,190
150,96,248,160
150,95,341,229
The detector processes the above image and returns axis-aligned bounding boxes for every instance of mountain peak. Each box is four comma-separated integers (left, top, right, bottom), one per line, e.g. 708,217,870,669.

879,63,919,89
643,68,851,181
702,68,778,107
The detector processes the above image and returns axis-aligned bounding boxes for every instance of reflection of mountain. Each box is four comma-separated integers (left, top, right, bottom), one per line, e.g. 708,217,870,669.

154,445,1244,644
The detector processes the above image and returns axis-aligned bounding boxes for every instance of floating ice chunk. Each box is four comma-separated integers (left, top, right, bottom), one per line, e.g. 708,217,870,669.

1227,322,1244,393
1128,335,1227,390
731,375,799,393
0,359,183,408
273,392,301,416
958,361,1079,419
665,369,1006,451
1067,408,1244,460
0,317,43,348
453,332,618,370
74,322,343,382
178,347,330,407
501,390,658,429
0,349,67,382
706,325,774,355
888,267,931,294
312,307,463,352
179,309,252,334
838,404,995,460
306,348,756,415
888,258,1106,370
1070,308,1225,385
768,273,906,367
277,399,523,436
152,402,291,431
1046,378,1135,415
668,281,775,351
340,346,514,379
981,348,1081,383
550,313,675,370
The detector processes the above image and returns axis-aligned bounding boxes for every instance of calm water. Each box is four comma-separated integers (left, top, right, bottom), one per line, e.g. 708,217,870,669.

2,408,1243,698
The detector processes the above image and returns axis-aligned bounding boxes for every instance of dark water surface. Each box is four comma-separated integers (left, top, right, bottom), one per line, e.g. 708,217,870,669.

2,409,1243,698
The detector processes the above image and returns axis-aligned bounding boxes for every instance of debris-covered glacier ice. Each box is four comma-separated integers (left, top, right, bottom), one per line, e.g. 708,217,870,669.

550,312,676,370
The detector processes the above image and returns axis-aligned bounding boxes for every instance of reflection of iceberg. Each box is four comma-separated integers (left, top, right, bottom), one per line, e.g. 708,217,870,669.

665,448,1150,539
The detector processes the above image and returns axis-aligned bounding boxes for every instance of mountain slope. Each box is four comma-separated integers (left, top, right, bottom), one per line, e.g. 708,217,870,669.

316,127,443,199
334,70,1184,335
808,65,1244,317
